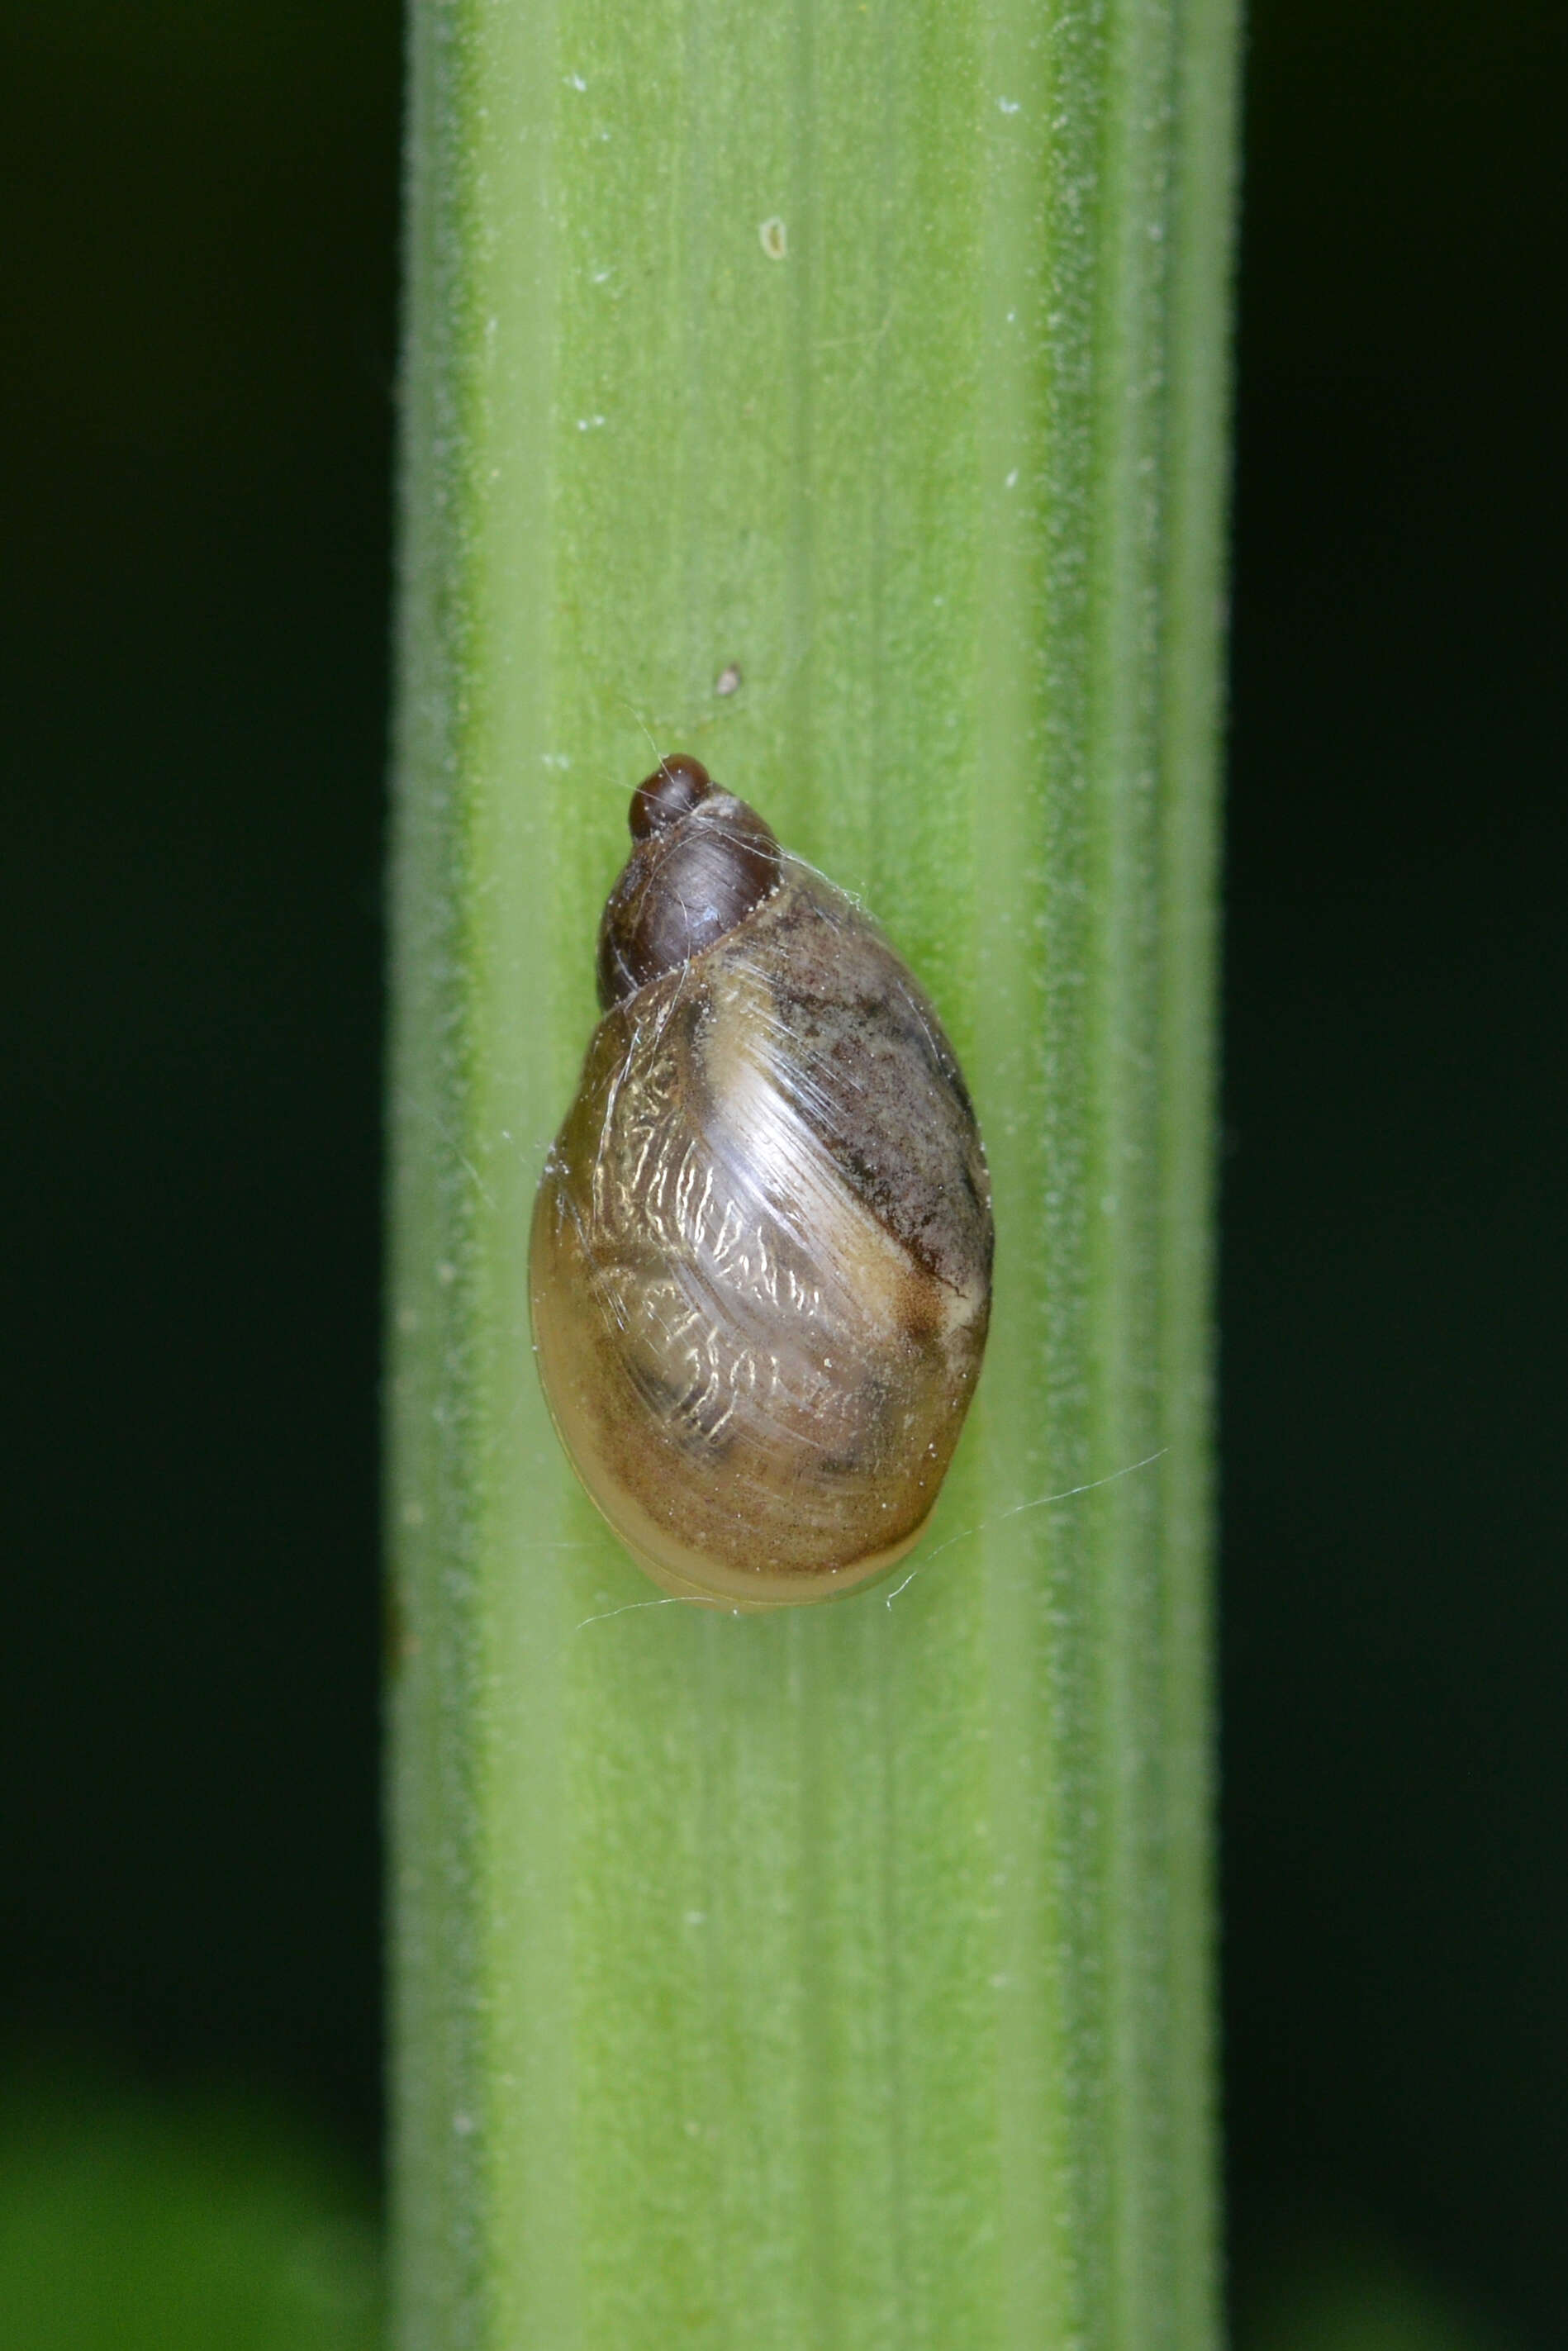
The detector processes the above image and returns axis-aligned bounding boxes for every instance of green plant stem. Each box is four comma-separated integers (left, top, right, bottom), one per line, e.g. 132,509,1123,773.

387,2,1239,2344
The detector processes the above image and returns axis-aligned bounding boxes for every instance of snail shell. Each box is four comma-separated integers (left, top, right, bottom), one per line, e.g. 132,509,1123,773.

530,756,993,1609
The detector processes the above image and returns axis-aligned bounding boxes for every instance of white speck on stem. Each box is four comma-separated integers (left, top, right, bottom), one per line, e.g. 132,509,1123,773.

758,216,788,260
998,96,1020,115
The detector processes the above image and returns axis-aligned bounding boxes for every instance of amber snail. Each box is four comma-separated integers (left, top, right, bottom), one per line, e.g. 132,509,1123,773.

530,755,993,1609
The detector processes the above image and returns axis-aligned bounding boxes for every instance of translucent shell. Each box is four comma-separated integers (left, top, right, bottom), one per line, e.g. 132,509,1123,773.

530,762,993,1610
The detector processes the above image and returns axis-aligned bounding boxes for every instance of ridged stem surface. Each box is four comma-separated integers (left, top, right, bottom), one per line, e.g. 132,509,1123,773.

387,1,1238,2344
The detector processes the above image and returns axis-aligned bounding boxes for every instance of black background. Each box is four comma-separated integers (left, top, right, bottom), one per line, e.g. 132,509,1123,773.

2,3,1562,2339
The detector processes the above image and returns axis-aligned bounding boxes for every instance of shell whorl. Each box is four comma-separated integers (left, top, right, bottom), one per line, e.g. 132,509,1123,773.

596,754,782,1009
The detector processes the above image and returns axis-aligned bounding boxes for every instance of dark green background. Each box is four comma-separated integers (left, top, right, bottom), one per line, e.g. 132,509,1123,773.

2,2,1562,2341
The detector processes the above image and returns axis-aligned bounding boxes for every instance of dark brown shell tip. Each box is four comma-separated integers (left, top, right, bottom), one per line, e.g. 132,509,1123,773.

630,753,711,840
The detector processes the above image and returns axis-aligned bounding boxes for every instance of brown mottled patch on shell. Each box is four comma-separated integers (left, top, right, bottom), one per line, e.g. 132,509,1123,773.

734,868,993,1301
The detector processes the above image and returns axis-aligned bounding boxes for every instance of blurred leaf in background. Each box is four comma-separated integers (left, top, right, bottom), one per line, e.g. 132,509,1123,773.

1238,2235,1518,2351
0,2054,380,2351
